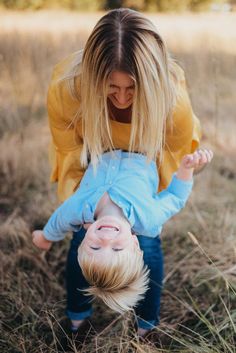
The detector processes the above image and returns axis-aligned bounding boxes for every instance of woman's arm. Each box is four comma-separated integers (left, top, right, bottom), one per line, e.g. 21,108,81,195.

47,55,85,202
158,64,202,191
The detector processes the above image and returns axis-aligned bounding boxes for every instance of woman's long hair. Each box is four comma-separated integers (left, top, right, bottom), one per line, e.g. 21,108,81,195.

61,8,179,167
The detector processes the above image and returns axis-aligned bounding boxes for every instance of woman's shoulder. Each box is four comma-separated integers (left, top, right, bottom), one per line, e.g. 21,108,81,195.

47,51,83,124
169,60,186,85
48,50,83,102
51,49,83,83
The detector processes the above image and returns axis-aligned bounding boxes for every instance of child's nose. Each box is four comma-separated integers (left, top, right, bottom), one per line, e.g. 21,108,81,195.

98,231,117,244
98,237,111,247
100,232,114,239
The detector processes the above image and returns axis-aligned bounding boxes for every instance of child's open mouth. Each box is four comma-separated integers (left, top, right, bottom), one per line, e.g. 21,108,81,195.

97,225,119,231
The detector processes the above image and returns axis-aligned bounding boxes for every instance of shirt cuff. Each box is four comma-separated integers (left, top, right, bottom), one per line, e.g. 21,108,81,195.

43,226,65,242
168,173,193,200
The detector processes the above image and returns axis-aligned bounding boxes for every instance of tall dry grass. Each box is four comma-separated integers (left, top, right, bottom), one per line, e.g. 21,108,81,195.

0,10,236,353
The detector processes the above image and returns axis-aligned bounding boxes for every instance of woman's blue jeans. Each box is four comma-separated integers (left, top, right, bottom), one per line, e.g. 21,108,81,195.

66,228,164,330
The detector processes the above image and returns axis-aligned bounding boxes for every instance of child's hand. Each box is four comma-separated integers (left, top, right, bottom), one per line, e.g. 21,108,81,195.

32,230,52,251
177,149,213,181
181,149,213,169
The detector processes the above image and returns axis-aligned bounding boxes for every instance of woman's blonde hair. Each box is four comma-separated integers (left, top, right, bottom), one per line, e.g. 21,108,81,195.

63,8,178,167
77,246,149,313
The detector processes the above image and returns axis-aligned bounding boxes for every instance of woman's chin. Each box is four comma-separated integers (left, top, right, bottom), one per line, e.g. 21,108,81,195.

108,98,132,110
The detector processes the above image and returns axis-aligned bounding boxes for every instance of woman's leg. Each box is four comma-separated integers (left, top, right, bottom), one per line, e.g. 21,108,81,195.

135,235,164,331
66,228,93,322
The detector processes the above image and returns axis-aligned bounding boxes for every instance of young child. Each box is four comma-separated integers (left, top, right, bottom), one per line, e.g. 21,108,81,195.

33,148,213,313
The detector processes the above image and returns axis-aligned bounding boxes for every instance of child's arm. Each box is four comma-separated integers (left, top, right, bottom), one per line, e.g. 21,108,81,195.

32,191,84,250
152,149,213,227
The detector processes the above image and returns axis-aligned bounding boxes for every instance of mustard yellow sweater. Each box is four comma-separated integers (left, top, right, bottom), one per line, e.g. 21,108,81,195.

47,52,201,201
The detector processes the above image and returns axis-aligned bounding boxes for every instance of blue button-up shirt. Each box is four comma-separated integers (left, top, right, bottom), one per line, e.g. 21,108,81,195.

44,150,193,240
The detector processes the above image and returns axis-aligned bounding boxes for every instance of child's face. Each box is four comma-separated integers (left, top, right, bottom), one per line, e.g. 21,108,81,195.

81,215,139,258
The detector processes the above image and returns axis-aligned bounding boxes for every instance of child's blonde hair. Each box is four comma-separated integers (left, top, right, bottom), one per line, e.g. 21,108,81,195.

77,246,149,313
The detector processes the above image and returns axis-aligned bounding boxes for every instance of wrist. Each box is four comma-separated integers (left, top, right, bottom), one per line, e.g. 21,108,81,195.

176,167,194,181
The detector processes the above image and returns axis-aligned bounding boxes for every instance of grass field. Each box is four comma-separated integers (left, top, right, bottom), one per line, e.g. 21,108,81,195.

0,10,236,353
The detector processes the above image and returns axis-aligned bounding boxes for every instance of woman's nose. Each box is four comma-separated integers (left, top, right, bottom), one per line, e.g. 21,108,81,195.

116,90,128,104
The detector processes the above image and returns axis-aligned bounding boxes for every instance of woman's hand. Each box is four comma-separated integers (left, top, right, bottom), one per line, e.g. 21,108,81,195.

177,149,213,181
32,230,52,251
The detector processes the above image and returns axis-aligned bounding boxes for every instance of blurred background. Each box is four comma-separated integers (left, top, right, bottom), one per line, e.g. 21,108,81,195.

0,0,235,11
0,1,236,353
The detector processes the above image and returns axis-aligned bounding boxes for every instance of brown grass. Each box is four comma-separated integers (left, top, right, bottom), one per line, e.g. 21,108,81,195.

0,10,236,353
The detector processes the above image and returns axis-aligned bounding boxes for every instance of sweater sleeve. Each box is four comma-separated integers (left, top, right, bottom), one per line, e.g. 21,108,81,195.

47,54,85,202
165,64,201,153
158,64,202,191
153,174,193,227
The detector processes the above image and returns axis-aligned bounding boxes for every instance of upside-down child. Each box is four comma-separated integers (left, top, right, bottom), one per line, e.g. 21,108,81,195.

32,148,213,315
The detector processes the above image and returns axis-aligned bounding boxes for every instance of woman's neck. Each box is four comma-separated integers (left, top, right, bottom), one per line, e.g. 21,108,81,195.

108,99,132,124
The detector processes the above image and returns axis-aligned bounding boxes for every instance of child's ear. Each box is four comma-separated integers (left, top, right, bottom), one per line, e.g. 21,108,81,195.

132,234,140,249
83,223,92,230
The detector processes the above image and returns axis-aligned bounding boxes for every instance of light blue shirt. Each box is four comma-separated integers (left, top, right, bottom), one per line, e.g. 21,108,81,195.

43,150,193,240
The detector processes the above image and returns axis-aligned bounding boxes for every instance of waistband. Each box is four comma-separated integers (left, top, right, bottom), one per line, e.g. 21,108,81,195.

101,149,152,162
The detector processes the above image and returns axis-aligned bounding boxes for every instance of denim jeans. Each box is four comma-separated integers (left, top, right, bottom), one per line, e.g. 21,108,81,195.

66,228,164,330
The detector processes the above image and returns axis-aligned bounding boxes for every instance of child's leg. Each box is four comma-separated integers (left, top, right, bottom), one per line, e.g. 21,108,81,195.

135,235,164,332
66,228,93,328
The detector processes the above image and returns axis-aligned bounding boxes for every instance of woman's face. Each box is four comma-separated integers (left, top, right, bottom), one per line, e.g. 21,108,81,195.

108,71,135,109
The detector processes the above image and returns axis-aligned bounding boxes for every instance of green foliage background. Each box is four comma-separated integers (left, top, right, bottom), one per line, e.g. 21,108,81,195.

0,0,230,11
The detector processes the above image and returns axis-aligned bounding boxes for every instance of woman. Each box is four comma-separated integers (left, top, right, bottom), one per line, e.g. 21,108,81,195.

47,8,201,337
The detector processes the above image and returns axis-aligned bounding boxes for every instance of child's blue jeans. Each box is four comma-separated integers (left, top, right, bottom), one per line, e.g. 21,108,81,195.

66,228,164,330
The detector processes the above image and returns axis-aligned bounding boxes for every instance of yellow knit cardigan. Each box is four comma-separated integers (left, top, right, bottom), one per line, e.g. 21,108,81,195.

47,52,201,201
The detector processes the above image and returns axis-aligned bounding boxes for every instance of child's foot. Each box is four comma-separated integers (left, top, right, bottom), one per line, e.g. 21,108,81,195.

57,318,96,352
137,327,150,337
71,319,96,347
71,319,85,332
138,328,168,348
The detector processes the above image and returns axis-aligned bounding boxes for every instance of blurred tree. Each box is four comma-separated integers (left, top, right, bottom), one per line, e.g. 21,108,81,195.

0,0,105,10
123,0,146,10
0,0,230,11
157,0,191,11
190,0,213,11
105,0,157,11
59,0,105,10
105,0,122,9
144,0,158,11
0,0,45,9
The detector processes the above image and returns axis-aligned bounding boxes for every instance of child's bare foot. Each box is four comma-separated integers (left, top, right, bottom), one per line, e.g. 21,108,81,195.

71,319,85,332
137,327,149,337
